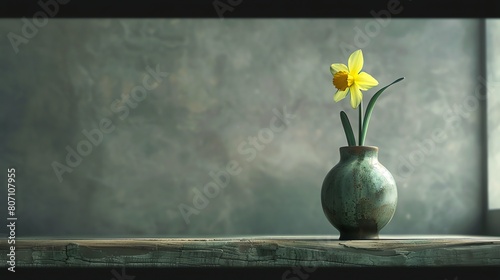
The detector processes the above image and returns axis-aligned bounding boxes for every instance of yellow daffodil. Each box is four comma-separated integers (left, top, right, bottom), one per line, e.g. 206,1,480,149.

330,49,379,109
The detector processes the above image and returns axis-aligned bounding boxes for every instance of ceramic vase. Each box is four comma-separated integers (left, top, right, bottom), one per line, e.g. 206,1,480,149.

321,146,397,240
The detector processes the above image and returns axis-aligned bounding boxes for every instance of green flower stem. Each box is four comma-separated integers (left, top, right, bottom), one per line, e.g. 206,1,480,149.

358,99,363,146
359,77,405,146
340,111,356,146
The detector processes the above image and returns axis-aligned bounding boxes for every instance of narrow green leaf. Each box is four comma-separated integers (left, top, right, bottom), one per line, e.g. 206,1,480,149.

359,77,405,146
358,99,363,146
340,111,356,146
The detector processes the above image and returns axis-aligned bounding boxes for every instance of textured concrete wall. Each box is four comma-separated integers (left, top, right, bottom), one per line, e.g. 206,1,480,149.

0,19,486,237
487,20,500,210
487,20,500,235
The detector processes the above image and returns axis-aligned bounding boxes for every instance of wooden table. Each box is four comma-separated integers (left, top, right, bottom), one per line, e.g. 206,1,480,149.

1,235,500,279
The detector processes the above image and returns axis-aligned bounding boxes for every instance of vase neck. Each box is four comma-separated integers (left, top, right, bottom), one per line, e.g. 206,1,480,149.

339,146,378,161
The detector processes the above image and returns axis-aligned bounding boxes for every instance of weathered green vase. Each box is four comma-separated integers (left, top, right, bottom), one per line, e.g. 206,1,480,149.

321,146,397,240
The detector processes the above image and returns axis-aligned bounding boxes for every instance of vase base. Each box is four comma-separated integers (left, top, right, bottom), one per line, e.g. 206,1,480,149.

339,231,379,240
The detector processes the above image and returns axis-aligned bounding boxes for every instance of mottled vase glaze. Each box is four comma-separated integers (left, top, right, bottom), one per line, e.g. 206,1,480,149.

321,146,397,240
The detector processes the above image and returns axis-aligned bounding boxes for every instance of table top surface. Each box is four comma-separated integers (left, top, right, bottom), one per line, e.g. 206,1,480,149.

7,234,500,240
2,235,500,267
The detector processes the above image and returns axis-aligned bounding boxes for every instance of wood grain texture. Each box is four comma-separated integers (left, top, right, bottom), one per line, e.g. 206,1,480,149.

1,236,499,267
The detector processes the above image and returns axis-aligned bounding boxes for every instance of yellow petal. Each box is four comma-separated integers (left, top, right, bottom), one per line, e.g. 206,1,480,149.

330,63,348,75
349,83,363,109
356,72,379,90
333,88,349,102
348,49,364,75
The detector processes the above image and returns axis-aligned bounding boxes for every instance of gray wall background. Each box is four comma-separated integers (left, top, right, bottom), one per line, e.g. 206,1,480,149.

488,20,500,210
0,19,488,237
487,20,500,235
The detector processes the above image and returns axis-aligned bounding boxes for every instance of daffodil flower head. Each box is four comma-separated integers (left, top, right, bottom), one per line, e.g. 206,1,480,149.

330,49,379,109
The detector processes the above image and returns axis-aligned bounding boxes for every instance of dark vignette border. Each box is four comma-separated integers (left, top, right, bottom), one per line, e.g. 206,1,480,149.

0,0,499,18
1,267,500,280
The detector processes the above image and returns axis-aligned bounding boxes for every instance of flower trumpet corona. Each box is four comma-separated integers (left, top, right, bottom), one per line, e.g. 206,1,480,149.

330,49,405,146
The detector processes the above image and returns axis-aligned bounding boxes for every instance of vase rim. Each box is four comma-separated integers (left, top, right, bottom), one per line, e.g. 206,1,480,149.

339,146,379,158
340,146,378,151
